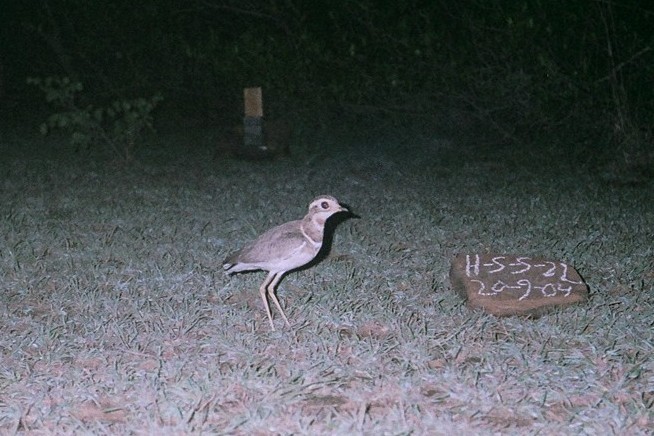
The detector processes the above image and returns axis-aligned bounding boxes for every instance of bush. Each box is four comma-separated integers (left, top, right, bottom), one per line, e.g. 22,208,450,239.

27,76,163,163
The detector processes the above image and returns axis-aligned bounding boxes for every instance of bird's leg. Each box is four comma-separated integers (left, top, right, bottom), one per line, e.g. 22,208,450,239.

259,272,276,331
267,273,291,328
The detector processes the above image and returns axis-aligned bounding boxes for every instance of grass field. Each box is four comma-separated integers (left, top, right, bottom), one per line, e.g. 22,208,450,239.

1,126,652,434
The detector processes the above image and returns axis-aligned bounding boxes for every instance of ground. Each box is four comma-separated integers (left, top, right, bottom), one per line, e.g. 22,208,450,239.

0,126,652,434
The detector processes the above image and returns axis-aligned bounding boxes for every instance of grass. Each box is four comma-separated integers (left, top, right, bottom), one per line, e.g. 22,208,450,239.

0,126,652,434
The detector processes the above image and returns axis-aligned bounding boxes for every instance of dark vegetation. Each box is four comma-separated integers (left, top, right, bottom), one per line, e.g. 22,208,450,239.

1,0,652,174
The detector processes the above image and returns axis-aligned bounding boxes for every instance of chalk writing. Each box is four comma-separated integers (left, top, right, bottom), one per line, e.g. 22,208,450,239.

465,254,582,300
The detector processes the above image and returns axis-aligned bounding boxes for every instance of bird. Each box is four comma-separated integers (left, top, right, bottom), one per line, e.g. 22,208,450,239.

223,195,349,330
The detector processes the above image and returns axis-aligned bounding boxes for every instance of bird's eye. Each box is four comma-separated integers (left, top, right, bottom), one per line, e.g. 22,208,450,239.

321,201,329,209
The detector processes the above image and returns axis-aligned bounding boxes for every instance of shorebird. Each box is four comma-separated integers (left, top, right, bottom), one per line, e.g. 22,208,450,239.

223,195,349,330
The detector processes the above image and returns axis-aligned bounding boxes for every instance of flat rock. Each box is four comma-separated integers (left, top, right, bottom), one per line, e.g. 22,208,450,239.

450,254,589,316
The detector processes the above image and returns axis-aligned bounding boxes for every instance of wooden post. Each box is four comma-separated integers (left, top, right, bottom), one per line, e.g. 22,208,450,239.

244,87,263,118
242,87,266,156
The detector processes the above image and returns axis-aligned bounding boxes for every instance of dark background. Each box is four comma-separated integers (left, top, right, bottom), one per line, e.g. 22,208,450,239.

1,0,652,165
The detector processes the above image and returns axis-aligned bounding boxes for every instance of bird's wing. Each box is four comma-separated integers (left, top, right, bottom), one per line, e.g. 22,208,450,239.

225,220,309,265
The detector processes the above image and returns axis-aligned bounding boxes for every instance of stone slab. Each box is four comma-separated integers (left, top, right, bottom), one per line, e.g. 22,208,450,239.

450,254,589,316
